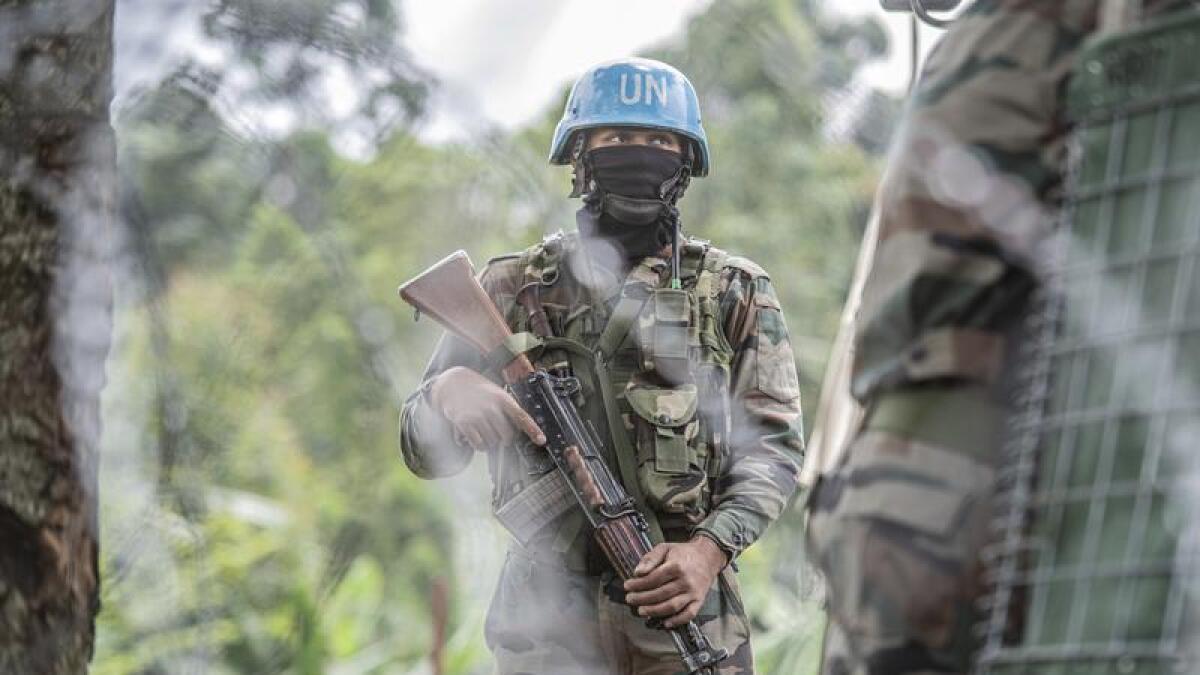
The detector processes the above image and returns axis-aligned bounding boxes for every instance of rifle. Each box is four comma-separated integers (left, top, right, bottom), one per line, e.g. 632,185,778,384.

399,251,729,675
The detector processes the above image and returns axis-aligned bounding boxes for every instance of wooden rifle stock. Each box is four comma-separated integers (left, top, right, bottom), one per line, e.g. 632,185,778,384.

398,250,534,383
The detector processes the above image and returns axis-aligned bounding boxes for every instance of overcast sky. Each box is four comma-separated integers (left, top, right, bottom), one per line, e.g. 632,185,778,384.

403,0,943,140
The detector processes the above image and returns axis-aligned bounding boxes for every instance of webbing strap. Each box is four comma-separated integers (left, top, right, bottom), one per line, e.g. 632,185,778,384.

697,247,726,298
680,240,709,282
693,245,732,481
483,332,544,375
596,286,651,362
594,352,666,545
538,335,593,360
539,337,620,464
539,335,666,545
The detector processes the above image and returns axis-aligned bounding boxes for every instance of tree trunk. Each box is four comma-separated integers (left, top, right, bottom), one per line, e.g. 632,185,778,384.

0,1,115,672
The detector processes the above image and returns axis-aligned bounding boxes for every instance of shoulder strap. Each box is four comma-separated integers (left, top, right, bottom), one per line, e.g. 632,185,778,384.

539,336,666,545
697,244,728,296
692,245,733,481
695,245,732,359
593,350,667,545
680,238,710,284
511,232,568,340
483,333,544,375
596,285,652,362
595,255,661,362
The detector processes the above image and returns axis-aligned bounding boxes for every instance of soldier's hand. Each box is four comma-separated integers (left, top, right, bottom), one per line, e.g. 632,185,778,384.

623,537,728,628
430,367,546,451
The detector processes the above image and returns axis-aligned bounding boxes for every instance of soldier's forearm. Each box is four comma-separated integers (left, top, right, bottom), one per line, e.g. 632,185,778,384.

398,385,473,479
697,435,802,558
694,502,775,561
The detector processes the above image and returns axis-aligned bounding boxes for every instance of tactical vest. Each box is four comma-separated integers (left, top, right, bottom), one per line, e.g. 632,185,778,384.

978,8,1200,673
487,232,739,553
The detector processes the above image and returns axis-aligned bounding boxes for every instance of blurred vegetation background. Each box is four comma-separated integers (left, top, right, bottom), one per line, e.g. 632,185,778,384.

96,0,897,672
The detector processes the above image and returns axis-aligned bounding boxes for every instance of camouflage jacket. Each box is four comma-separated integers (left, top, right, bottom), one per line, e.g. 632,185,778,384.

853,0,1187,411
400,233,804,571
811,5,1198,673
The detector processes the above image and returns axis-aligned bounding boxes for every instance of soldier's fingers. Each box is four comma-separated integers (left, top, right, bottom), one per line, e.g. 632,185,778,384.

624,560,679,593
631,544,671,578
663,599,704,629
461,425,487,453
501,395,546,445
636,593,691,619
484,415,514,448
468,412,503,449
625,579,685,607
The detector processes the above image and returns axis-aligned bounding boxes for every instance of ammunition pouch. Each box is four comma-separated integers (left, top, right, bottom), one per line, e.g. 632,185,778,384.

626,384,712,521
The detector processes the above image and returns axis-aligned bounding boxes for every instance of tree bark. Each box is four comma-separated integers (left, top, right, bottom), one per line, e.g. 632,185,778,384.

0,1,115,672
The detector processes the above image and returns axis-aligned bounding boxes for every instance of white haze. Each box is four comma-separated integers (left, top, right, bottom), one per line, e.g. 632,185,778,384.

88,0,1198,670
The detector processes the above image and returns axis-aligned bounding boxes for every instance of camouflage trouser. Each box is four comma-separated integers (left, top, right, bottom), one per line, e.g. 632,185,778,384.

806,388,1000,675
484,545,755,675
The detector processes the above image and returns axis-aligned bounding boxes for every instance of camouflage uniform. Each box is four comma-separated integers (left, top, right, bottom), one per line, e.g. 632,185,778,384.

806,1,1190,673
401,233,804,674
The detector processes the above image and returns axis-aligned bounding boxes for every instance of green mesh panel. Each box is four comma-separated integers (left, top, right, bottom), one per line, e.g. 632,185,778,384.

979,10,1200,674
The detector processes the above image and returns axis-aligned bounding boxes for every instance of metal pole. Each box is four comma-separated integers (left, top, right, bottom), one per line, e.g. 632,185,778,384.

909,14,921,92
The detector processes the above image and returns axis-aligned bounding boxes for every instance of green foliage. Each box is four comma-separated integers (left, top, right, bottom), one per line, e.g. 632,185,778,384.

199,0,429,129
97,1,896,673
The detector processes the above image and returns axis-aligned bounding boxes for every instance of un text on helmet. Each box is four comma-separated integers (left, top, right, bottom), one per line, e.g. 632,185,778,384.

619,73,668,107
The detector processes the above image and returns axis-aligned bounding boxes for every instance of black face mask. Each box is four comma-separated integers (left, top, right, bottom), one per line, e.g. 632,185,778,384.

589,144,685,203
577,145,687,260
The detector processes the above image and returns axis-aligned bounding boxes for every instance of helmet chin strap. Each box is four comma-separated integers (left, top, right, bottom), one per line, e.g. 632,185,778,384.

569,134,590,198
663,162,690,288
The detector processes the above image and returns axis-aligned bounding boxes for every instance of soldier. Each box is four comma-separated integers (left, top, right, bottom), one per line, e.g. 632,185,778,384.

399,57,805,674
805,1,1195,674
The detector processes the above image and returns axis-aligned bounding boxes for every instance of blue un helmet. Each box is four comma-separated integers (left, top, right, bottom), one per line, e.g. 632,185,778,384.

549,57,710,177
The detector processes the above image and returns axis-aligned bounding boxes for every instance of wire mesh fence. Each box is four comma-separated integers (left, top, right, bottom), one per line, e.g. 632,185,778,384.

978,9,1200,674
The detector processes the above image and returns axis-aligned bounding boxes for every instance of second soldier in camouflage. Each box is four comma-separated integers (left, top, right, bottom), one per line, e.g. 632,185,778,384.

806,1,1193,673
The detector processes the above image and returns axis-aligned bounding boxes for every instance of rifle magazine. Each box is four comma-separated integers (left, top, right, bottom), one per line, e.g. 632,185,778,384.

494,469,576,546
